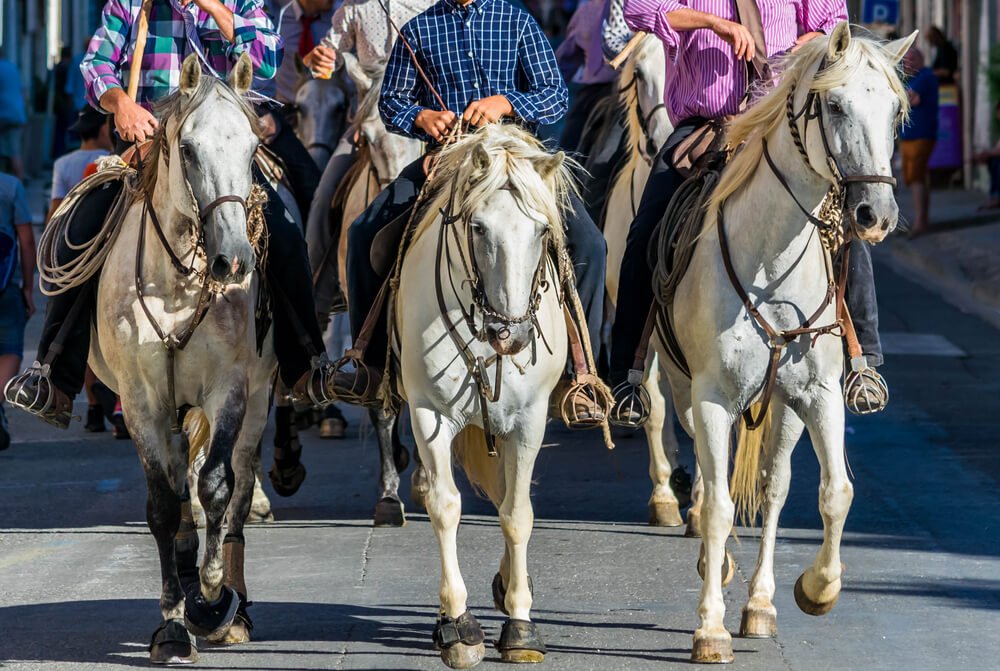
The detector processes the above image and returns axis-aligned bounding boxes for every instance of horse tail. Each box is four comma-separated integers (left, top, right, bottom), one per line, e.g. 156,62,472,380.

453,426,504,507
730,404,771,528
184,408,210,468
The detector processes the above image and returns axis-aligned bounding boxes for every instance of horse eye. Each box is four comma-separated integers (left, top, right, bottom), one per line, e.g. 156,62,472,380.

180,143,194,161
828,100,844,115
471,222,486,236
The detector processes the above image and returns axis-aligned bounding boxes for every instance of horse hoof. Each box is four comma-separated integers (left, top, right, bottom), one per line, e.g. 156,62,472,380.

691,629,734,664
794,573,840,616
697,548,736,586
739,603,777,638
648,499,683,527
206,613,252,645
498,619,546,664
184,585,239,639
149,619,198,665
247,508,275,524
440,642,486,669
319,416,347,439
373,497,405,527
268,461,306,497
685,510,702,538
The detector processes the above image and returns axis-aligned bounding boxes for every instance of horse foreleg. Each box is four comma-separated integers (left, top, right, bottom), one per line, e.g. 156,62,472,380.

183,389,247,641
796,392,853,616
496,419,546,663
686,463,704,538
372,407,405,527
740,401,804,638
689,390,735,664
644,352,682,527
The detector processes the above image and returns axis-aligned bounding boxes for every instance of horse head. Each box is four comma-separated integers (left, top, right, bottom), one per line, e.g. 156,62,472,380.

342,53,424,187
163,53,260,283
293,55,348,166
430,126,572,357
620,33,671,161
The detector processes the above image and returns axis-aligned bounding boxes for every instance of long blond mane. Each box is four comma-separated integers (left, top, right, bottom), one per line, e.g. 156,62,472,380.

412,125,576,247
618,33,662,164
708,30,909,215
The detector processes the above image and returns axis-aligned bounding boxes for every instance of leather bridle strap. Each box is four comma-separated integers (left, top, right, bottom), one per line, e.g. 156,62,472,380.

200,194,248,221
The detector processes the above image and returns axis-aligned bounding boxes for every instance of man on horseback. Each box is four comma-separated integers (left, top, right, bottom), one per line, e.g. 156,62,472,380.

608,0,889,426
6,0,340,426
301,0,436,321
335,0,609,423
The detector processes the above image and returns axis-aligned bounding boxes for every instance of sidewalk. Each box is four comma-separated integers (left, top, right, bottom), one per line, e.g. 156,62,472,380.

881,186,1000,330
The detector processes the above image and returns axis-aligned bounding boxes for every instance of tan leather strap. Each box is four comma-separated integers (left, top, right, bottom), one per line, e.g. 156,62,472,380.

734,0,771,84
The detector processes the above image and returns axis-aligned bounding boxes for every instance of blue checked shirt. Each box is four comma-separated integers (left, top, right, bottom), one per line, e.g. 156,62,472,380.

379,0,568,141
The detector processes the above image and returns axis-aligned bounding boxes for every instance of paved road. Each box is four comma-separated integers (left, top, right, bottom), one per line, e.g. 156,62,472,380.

1,257,998,671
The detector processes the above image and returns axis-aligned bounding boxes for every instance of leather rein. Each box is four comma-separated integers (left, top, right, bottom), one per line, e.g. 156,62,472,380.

133,150,254,434
719,72,895,430
433,176,555,456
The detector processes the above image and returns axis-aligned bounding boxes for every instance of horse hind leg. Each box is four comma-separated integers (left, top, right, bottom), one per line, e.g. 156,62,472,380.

410,443,430,512
643,353,682,527
795,394,853,616
372,408,406,527
740,401,804,638
248,441,275,523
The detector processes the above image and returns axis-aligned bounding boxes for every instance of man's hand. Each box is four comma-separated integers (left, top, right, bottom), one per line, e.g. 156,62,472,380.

304,45,337,77
462,95,513,128
415,109,457,142
101,89,158,143
180,0,235,41
709,18,755,61
793,31,824,52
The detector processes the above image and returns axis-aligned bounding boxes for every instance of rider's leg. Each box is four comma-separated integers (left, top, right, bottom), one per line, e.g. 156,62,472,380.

306,134,356,325
560,82,614,153
6,179,121,427
265,116,321,231
562,191,607,357
608,120,703,386
335,155,427,402
842,238,888,414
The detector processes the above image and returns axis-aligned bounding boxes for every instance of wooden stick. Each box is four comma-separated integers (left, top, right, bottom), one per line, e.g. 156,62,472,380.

126,0,154,101
609,31,648,70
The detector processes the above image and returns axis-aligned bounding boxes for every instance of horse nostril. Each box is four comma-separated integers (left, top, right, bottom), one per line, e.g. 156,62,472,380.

211,255,231,280
855,204,876,229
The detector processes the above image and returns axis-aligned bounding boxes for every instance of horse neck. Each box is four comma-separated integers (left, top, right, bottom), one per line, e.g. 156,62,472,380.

144,157,203,291
722,129,832,292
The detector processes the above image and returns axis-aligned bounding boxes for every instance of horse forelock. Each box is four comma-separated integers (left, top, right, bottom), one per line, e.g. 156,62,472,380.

707,27,910,218
413,125,576,248
141,77,261,196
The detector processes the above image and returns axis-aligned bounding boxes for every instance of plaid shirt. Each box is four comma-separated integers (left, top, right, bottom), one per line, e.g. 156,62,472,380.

82,0,282,111
379,0,567,141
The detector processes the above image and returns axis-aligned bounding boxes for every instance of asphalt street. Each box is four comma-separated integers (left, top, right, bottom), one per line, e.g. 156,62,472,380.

1,255,998,671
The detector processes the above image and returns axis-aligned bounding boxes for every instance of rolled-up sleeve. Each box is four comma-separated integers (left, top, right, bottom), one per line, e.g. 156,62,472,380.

81,0,131,110
230,0,283,79
379,24,427,139
623,0,686,60
503,16,568,126
797,0,848,35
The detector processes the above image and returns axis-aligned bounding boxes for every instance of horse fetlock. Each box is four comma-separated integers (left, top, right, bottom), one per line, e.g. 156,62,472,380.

184,584,240,638
794,568,842,616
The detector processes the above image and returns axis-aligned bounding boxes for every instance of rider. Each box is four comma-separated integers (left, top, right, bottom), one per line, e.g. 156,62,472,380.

335,0,609,421
301,0,436,322
6,0,338,427
607,0,889,426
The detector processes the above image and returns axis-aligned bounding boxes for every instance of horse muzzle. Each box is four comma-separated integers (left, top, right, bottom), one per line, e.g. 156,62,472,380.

847,196,898,244
209,248,252,284
484,319,533,357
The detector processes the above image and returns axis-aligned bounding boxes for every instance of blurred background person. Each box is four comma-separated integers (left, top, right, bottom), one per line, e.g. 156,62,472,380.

0,170,35,450
52,48,77,159
900,46,938,238
926,25,957,84
0,58,27,180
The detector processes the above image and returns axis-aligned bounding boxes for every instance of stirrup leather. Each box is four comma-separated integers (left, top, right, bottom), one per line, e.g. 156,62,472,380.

609,369,651,428
843,356,888,415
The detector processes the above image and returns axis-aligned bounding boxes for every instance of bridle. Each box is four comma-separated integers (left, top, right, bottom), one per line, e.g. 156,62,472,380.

718,59,897,429
433,175,555,455
619,72,667,163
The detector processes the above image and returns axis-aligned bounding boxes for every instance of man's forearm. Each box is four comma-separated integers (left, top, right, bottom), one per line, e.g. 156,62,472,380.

99,87,129,115
665,7,722,32
200,0,236,41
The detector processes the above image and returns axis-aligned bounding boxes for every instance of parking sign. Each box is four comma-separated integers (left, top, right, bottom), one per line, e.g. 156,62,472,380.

862,0,900,24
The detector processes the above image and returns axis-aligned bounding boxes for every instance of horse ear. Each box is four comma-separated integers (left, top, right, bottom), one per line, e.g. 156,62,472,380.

341,52,373,93
535,151,565,181
472,144,491,175
885,30,919,66
180,53,202,96
229,52,254,95
826,21,852,62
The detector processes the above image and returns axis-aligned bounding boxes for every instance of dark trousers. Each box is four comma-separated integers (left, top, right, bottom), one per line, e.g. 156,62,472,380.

266,118,321,232
990,157,1000,198
609,119,884,380
559,82,614,153
39,164,325,395
347,155,607,369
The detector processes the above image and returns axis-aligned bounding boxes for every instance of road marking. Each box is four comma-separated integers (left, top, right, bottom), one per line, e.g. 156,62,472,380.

881,332,966,357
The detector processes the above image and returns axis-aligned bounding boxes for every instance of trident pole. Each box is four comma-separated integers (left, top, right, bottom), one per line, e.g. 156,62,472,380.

126,0,154,101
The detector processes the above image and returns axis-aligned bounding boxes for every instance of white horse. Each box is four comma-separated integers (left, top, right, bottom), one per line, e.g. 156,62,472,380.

601,33,688,528
293,58,349,168
657,25,914,663
87,54,277,663
394,125,570,668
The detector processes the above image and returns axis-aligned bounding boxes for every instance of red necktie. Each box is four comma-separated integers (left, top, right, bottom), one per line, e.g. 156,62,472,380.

299,14,319,57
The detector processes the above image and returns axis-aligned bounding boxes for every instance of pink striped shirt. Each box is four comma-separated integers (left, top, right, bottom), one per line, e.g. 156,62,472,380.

622,0,847,124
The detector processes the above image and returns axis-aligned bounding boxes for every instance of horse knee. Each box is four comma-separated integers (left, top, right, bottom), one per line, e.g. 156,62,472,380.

819,479,853,520
427,487,461,527
499,510,533,546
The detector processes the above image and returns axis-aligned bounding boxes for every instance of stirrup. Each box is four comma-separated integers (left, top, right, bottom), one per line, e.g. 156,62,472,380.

330,351,384,409
609,369,651,428
290,354,337,410
4,361,74,429
844,356,888,415
551,375,611,429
